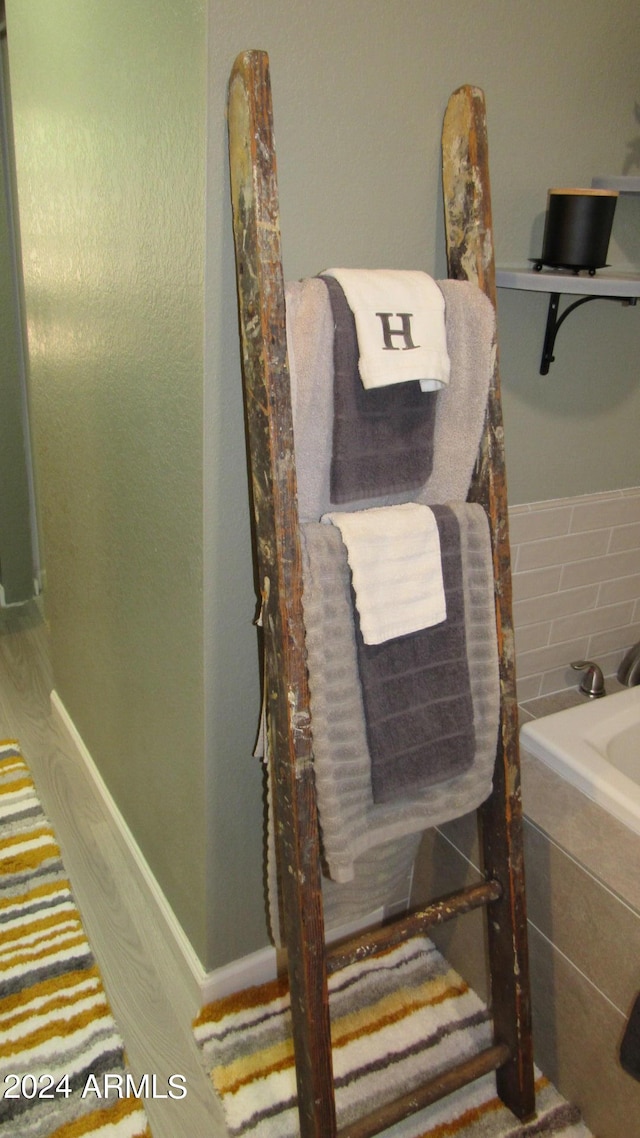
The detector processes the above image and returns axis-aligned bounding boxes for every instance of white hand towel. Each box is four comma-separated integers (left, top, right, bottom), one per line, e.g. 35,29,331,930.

322,502,446,645
322,268,450,391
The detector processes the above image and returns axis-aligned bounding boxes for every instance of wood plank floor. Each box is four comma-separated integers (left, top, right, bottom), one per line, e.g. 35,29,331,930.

0,602,228,1138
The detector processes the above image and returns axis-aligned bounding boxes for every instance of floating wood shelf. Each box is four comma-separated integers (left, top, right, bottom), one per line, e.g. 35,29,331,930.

496,267,640,374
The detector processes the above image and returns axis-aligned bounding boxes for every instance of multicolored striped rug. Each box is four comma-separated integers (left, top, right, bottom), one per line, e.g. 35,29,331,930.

194,933,592,1138
0,741,151,1137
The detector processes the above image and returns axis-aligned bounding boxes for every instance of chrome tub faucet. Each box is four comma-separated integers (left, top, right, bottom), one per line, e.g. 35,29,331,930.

618,642,640,687
571,660,606,698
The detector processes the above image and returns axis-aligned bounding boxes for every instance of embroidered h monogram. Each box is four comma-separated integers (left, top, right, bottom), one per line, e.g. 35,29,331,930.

376,311,419,351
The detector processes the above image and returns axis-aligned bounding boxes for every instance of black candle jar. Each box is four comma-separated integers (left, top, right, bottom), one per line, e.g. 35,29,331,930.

535,188,618,275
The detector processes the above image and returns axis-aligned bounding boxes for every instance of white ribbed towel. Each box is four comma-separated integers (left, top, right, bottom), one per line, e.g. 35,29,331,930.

322,503,446,645
322,268,450,391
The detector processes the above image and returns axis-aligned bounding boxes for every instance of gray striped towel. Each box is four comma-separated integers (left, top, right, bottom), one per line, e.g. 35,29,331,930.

300,501,499,884
355,505,476,804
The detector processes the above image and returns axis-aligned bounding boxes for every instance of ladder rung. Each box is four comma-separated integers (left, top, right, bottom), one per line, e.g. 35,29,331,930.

336,1042,511,1138
327,878,502,975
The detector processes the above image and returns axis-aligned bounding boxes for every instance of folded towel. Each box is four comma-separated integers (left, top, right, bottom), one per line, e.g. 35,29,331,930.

421,281,495,506
322,269,450,391
264,746,421,945
285,277,494,518
285,278,334,523
300,502,499,883
324,274,438,504
322,503,446,645
354,505,475,803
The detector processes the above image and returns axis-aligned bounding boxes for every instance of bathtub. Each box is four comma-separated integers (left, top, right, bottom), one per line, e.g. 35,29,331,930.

520,685,640,836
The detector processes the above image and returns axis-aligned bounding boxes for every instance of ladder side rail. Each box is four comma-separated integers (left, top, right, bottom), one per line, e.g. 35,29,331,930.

442,85,535,1121
228,50,337,1138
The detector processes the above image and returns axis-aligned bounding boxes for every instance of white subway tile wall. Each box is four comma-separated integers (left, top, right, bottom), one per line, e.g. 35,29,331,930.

509,487,640,701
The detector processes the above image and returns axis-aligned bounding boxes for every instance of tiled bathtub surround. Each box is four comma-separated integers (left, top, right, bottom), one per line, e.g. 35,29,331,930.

509,486,640,701
413,740,640,1138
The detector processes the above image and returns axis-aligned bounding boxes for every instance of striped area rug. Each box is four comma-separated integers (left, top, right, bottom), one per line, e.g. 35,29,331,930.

0,741,151,1137
194,936,592,1138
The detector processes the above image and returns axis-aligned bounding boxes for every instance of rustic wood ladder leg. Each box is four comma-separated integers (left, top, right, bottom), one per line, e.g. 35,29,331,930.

227,51,338,1138
442,85,536,1122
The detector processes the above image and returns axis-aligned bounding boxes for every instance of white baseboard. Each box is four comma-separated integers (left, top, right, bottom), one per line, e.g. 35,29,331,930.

199,943,282,1005
50,691,386,1011
50,691,208,1009
198,907,385,1006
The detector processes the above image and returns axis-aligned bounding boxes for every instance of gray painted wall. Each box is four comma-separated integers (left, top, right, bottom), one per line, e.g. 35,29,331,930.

6,1,210,961
0,38,35,605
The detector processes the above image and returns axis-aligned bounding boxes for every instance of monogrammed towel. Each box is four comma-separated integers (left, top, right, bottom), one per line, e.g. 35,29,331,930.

322,268,450,391
324,274,438,503
285,277,494,516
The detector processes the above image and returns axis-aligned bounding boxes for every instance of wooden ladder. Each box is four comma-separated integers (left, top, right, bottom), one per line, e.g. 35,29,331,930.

227,49,535,1138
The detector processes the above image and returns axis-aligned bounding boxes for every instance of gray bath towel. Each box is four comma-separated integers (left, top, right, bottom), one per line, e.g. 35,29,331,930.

355,505,475,803
268,276,498,919
285,278,334,524
285,277,494,520
300,501,499,884
323,274,438,503
265,753,421,945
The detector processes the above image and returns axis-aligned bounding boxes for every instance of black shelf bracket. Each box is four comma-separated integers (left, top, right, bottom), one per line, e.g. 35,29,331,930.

541,292,638,375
